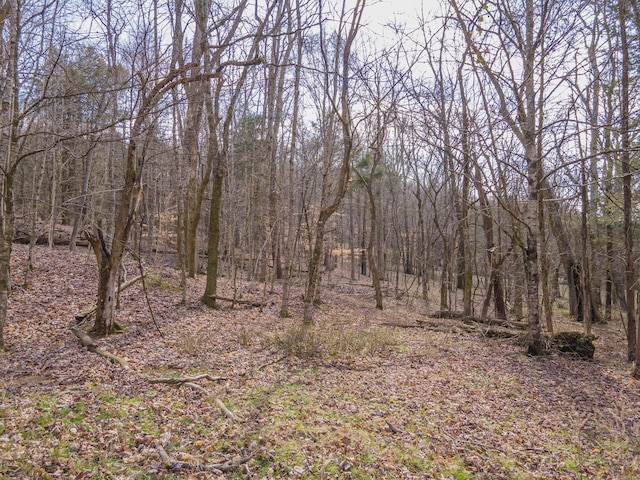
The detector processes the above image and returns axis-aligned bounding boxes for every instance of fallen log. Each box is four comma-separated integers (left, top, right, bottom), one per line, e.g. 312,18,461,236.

426,312,528,330
547,331,596,359
209,295,263,308
384,320,524,340
70,326,129,369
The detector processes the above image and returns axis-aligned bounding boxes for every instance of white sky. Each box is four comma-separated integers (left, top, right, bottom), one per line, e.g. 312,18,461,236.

357,0,445,52
363,0,444,28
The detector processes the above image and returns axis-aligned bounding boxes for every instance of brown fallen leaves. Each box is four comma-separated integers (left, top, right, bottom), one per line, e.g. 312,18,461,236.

0,244,639,479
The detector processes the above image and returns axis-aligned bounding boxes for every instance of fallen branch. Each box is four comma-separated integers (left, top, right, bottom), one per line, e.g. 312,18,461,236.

211,397,236,421
150,375,239,421
386,421,402,434
148,374,228,385
256,354,289,371
381,322,425,329
154,442,252,473
75,274,145,322
70,326,129,369
184,381,209,396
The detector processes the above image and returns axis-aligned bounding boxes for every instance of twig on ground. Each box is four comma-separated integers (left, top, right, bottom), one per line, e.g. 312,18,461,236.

148,374,228,385
150,375,239,421
386,421,402,434
153,442,253,473
256,354,289,371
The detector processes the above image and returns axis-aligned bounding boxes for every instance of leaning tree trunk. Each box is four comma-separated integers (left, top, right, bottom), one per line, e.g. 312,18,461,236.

87,140,143,336
89,67,212,335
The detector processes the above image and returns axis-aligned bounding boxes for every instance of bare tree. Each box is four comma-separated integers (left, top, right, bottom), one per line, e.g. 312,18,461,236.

450,0,551,354
619,0,637,367
302,0,366,324
280,0,304,318
202,0,278,307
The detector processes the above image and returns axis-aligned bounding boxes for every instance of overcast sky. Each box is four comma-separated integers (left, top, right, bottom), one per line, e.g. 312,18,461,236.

357,0,445,49
363,0,443,27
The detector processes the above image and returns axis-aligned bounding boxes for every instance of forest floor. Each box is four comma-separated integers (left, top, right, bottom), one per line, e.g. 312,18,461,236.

1,245,639,479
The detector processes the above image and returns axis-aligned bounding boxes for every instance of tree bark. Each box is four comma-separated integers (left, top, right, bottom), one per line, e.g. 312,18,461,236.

0,1,18,350
458,61,473,317
70,143,95,251
619,0,636,362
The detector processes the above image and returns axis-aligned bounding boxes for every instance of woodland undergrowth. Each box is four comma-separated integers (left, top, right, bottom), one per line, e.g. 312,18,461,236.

1,245,639,479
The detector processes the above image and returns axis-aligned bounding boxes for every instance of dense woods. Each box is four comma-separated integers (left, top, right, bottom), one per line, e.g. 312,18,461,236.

1,0,640,476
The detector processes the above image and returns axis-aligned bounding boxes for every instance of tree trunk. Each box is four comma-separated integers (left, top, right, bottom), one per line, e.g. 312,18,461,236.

522,0,543,356
89,140,142,335
474,163,506,321
364,180,383,310
0,235,10,351
91,66,208,334
0,3,18,350
280,0,302,317
200,0,273,306
202,168,224,308
619,0,636,362
70,143,95,251
85,227,120,335
458,63,473,317
0,175,13,350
